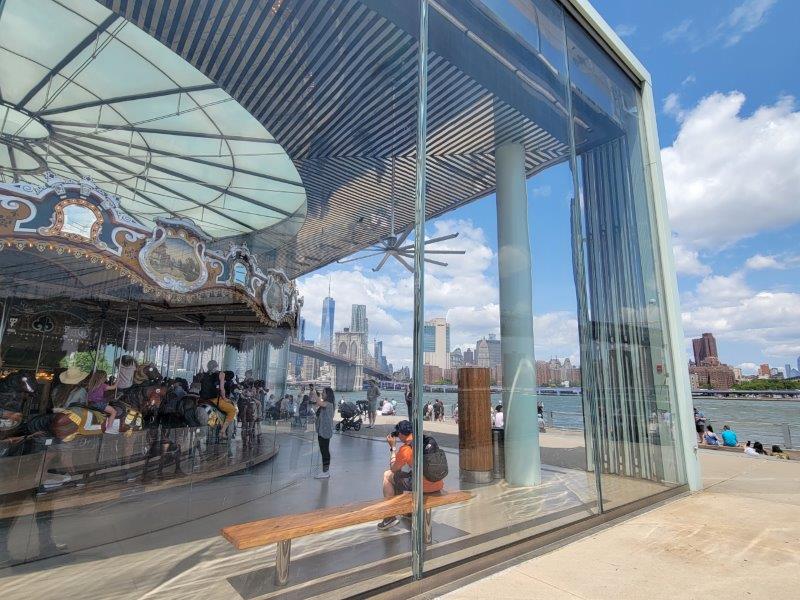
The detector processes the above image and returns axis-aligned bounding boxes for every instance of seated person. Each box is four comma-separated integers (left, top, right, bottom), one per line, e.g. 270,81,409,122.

199,360,237,438
377,420,443,530
493,404,504,428
720,425,738,447
380,398,395,415
771,445,790,459
85,370,117,432
703,424,720,446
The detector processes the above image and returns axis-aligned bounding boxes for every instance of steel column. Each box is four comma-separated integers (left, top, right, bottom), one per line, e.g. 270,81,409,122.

411,0,429,582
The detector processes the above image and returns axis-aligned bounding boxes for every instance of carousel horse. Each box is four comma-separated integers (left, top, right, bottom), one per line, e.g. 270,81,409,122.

141,435,184,482
237,391,261,450
0,370,38,442
0,370,37,414
12,364,166,445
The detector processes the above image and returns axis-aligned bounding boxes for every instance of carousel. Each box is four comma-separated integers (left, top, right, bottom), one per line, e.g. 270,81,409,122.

0,173,303,513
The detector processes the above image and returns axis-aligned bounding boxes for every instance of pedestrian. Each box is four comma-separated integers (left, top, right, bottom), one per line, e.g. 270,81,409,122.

367,379,380,428
493,404,504,428
313,385,335,479
405,382,413,418
433,398,444,422
694,407,707,444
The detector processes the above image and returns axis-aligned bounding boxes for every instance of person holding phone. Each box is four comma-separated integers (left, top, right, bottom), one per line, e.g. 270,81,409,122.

313,385,335,479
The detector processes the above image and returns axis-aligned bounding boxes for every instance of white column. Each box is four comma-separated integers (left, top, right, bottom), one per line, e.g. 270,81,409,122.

496,142,540,486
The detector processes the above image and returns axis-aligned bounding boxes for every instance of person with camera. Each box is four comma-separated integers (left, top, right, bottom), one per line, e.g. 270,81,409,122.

377,420,444,530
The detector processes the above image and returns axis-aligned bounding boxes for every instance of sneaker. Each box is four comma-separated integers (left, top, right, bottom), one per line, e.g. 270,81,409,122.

377,516,399,530
314,471,330,479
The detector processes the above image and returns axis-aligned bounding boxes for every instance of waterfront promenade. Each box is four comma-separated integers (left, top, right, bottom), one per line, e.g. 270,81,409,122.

436,450,800,599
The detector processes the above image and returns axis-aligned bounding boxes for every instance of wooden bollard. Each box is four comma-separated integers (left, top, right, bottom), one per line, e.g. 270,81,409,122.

457,367,493,483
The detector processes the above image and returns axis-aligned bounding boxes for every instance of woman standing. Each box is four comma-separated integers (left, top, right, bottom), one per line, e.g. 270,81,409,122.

313,385,335,479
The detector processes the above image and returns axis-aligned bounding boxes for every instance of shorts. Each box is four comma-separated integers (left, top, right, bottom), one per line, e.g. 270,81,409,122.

90,401,109,411
368,400,378,412
695,422,705,433
393,471,412,494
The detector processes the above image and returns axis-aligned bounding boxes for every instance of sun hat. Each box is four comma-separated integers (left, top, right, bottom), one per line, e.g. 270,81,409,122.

60,366,88,385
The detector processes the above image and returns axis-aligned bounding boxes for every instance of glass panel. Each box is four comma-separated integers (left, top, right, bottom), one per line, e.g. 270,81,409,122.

0,0,423,596
565,14,688,509
417,0,600,576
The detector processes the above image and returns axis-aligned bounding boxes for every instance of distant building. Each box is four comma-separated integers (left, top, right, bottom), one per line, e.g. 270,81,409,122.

320,295,335,352
475,334,501,369
758,363,771,378
463,347,474,366
732,367,743,382
692,333,718,366
351,304,367,333
689,362,735,389
536,357,581,387
450,348,463,368
423,364,443,385
689,372,700,390
423,318,450,370
492,364,503,387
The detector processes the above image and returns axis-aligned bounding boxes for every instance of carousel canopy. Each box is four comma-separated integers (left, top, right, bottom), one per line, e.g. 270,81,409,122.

0,0,306,246
2,0,623,278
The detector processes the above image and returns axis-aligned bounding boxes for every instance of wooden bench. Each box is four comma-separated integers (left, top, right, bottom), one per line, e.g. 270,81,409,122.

221,490,473,586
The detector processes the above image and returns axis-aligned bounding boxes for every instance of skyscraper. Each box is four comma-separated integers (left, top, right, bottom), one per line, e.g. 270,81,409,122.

691,332,718,365
475,334,501,369
351,304,367,333
463,347,474,366
423,317,450,370
450,347,463,368
319,281,335,352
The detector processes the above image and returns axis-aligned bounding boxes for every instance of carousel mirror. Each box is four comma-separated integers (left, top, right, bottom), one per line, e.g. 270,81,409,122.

60,203,97,239
233,262,248,287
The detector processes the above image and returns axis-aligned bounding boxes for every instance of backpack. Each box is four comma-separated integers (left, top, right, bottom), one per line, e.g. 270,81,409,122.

422,435,448,482
199,372,219,400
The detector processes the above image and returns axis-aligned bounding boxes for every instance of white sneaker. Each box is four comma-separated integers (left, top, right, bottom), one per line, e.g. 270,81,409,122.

314,471,330,479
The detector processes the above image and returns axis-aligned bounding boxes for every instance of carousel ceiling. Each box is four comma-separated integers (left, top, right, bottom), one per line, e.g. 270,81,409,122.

0,0,307,243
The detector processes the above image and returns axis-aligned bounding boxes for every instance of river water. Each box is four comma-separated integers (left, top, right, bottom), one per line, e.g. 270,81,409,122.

331,389,800,448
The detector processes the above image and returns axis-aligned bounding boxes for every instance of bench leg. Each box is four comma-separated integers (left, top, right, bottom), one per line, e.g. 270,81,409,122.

275,540,291,586
424,508,432,544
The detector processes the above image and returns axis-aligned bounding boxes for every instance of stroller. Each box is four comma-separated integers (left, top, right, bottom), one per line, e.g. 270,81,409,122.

335,401,362,432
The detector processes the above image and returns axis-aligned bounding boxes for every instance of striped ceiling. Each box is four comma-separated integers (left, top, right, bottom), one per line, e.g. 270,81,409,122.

99,0,577,278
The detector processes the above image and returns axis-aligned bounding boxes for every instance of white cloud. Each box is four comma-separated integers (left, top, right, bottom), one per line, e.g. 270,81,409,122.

681,271,800,365
614,23,637,38
663,18,693,43
744,254,783,270
662,92,685,120
662,92,800,250
720,0,777,46
681,74,696,86
663,1,775,50
672,244,711,276
738,362,758,374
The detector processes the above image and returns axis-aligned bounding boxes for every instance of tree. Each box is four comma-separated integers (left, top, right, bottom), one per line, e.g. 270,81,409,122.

59,351,111,374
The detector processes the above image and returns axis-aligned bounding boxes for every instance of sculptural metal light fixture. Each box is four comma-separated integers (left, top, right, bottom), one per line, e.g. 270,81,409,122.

338,159,465,272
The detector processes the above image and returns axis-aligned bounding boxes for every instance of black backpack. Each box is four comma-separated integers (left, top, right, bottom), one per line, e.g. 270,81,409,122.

422,435,448,482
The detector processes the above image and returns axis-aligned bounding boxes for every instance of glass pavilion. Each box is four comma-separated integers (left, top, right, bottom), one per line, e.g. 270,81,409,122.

0,0,700,597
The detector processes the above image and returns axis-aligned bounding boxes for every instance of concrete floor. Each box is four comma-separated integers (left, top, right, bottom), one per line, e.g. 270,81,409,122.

441,450,800,600
0,421,681,600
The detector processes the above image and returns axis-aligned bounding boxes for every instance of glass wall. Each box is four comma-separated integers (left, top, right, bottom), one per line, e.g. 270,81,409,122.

415,0,689,578
0,0,689,597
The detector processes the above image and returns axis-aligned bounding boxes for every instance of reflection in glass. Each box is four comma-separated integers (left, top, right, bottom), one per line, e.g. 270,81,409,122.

60,204,97,239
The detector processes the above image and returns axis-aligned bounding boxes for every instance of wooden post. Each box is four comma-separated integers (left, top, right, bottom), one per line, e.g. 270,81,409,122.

457,367,493,483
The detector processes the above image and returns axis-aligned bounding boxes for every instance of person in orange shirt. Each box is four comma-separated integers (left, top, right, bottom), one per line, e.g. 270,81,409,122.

377,420,443,530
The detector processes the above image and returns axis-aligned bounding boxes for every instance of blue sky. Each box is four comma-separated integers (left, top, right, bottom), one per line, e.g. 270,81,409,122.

298,0,800,375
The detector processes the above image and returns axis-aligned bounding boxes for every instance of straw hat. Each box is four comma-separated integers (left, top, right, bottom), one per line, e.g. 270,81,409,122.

60,366,88,385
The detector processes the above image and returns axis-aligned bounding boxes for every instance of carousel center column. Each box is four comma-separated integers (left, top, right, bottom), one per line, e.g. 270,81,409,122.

495,142,540,486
